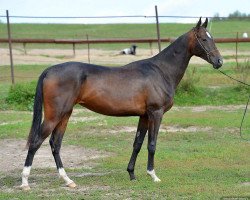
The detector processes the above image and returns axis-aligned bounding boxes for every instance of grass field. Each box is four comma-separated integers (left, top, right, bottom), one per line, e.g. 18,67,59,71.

1,20,250,39
0,106,249,199
0,20,250,50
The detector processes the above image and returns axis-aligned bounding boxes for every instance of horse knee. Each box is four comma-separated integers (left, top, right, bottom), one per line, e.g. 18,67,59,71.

148,143,156,154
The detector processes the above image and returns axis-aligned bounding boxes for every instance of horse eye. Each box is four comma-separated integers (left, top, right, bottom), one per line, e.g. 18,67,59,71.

202,38,207,42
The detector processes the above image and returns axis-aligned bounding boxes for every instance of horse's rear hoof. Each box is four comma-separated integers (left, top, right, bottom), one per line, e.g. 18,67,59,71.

20,185,31,191
67,182,76,188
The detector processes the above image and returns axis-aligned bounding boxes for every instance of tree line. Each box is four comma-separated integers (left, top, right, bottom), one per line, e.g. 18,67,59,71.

213,10,250,21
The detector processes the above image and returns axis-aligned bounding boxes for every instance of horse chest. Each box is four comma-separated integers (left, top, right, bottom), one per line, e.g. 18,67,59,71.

163,97,174,112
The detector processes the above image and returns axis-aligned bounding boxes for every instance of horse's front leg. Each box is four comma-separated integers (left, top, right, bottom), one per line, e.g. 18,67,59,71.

147,109,163,182
127,115,148,180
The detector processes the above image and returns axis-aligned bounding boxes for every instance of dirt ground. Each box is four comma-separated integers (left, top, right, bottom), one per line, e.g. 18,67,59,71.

0,138,109,173
1,48,249,66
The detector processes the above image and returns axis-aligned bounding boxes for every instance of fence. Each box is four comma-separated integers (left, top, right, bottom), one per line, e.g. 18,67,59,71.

1,37,250,56
1,9,250,84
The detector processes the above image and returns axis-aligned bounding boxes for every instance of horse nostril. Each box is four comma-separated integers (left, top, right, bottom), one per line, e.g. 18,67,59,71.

218,58,223,66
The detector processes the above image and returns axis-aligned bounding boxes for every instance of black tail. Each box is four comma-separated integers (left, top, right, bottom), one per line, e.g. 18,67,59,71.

26,70,48,148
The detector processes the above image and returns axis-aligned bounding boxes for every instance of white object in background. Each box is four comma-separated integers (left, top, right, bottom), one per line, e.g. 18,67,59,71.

242,32,248,38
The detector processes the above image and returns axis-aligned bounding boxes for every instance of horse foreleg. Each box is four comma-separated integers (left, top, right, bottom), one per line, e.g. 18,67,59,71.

127,116,148,180
146,109,163,182
49,110,76,188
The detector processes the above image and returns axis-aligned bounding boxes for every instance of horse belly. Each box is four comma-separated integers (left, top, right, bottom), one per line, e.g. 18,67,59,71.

81,96,146,116
78,85,146,116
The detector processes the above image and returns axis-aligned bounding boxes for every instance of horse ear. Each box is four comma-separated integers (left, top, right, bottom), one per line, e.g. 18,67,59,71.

196,17,202,28
202,17,208,28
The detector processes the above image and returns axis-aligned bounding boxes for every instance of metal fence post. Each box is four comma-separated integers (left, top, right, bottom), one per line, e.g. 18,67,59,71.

149,42,153,55
86,34,90,64
6,10,15,84
155,5,161,52
73,43,76,57
236,32,239,68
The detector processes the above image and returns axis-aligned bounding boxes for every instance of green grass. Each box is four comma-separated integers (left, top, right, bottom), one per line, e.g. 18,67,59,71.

0,106,249,199
0,20,250,50
1,21,249,39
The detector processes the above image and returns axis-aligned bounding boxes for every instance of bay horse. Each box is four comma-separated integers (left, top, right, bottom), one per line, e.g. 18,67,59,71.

20,18,223,190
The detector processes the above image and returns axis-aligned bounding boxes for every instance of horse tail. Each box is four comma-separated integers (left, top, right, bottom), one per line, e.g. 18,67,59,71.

26,70,48,148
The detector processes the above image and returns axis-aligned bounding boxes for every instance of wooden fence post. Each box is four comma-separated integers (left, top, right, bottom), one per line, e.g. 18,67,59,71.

6,10,15,84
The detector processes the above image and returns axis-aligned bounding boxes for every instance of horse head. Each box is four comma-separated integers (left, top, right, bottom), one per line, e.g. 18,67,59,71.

190,17,223,69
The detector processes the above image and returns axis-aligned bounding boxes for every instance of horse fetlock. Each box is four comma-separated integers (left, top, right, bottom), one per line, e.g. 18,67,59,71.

58,168,75,186
147,169,161,182
21,166,31,188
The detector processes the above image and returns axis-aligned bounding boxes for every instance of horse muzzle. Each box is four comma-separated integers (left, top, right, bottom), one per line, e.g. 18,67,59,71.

213,57,223,69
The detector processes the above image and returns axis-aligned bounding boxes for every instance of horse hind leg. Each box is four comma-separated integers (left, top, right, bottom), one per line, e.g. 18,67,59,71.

20,119,59,190
49,110,76,188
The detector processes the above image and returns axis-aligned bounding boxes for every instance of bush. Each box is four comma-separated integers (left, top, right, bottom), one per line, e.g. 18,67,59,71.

6,81,37,110
177,67,200,94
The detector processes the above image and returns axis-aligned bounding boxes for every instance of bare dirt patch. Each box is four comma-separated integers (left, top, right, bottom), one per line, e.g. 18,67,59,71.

109,125,212,134
0,139,110,173
0,48,154,66
172,105,246,112
1,48,248,66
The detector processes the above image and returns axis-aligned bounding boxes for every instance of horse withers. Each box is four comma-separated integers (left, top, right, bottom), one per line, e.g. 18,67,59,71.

20,18,223,190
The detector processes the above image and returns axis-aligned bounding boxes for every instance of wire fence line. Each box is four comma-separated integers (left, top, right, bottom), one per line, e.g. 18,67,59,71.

0,14,249,19
0,14,204,24
0,14,227,19
1,13,250,24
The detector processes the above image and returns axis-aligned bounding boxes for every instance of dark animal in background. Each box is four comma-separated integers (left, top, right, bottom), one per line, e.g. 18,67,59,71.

20,18,223,190
120,44,137,55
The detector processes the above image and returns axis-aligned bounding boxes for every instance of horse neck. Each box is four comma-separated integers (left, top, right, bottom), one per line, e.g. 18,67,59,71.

151,32,193,89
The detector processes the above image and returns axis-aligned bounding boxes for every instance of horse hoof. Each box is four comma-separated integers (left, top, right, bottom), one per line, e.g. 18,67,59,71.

154,177,161,182
129,175,136,181
67,182,76,188
20,185,30,191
